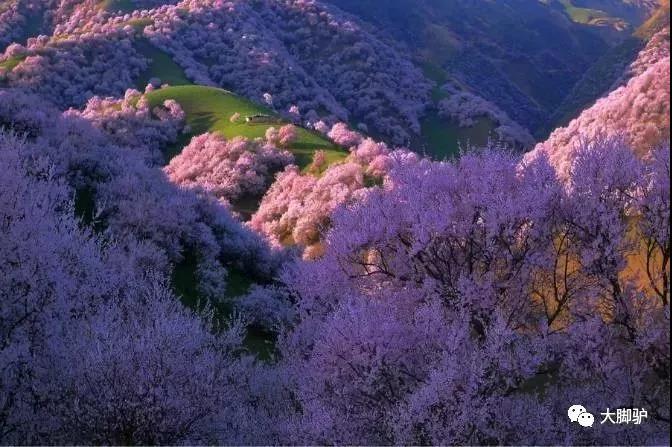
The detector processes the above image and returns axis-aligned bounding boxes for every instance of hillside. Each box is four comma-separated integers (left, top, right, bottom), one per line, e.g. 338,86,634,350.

528,24,670,177
145,85,345,167
0,0,431,146
546,0,670,133
1,0,662,157
0,2,347,177
325,0,653,136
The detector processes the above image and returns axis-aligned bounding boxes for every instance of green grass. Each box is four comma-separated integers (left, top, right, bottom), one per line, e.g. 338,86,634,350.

170,248,277,359
558,0,628,29
421,61,450,102
419,23,461,68
244,328,276,361
417,61,498,158
145,85,346,169
135,38,191,89
99,0,136,12
0,55,26,72
417,54,502,158
128,18,154,31
132,40,345,168
131,40,345,169
419,112,496,160
560,0,608,23
172,251,253,306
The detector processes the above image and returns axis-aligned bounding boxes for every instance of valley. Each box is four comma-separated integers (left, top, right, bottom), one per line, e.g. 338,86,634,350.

0,0,669,444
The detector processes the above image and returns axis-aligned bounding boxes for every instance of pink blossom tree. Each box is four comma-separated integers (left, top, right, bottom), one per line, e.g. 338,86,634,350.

250,138,407,258
328,122,363,147
65,89,186,158
165,133,294,205
278,124,298,147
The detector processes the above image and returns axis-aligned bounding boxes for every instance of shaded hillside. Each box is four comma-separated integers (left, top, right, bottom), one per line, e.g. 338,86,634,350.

545,0,670,135
529,24,670,177
0,0,49,49
325,0,650,134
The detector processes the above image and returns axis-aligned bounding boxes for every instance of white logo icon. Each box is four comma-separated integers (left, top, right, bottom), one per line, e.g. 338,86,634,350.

577,412,595,427
568,404,587,422
568,405,594,427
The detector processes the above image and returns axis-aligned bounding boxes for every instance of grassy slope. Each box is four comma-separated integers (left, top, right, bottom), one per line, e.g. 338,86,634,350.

419,114,496,160
145,85,345,169
130,36,344,168
132,42,343,357
135,38,191,89
0,55,26,71
99,0,136,13
171,249,275,360
416,63,497,159
558,0,632,31
560,0,610,24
